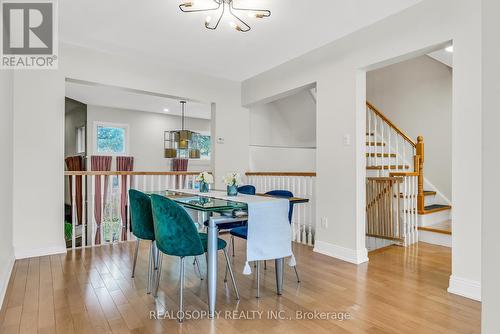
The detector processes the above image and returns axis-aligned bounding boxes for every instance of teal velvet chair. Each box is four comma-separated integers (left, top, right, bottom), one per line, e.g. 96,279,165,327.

150,194,239,322
129,189,157,293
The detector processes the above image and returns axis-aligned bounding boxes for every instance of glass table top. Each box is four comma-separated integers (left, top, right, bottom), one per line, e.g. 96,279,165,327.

148,190,247,212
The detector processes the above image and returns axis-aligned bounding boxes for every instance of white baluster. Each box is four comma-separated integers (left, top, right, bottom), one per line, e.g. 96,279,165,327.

100,175,104,245
91,175,96,247
81,175,86,248
127,174,132,241
118,175,122,242
71,175,76,249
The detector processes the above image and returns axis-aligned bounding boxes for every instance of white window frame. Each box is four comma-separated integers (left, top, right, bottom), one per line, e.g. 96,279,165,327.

93,121,130,156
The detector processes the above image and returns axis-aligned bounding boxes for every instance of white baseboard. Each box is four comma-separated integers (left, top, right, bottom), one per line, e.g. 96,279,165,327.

448,275,481,301
314,241,369,264
0,249,15,309
14,244,67,259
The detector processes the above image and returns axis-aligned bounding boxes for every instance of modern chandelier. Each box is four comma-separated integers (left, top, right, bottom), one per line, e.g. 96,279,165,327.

164,101,201,159
179,0,271,32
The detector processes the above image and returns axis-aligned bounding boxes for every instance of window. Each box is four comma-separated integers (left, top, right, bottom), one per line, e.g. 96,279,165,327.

94,122,129,155
197,134,211,160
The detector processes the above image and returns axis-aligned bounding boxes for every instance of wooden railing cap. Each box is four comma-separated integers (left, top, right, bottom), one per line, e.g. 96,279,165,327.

245,172,316,177
64,171,201,176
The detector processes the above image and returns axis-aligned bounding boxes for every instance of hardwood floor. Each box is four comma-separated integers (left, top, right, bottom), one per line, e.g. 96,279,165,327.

0,240,480,333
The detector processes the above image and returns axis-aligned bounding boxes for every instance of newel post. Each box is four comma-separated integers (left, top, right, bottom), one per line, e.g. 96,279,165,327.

416,136,425,213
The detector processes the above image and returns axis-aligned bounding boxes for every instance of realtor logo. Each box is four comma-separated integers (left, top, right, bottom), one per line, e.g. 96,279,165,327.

1,0,58,69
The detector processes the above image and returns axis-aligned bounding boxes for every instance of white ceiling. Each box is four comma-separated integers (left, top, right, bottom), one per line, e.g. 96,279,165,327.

66,81,212,119
60,0,424,81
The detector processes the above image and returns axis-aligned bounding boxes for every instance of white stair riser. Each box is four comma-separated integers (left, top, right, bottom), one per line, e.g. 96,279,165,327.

419,230,451,247
424,195,436,207
366,157,398,165
366,147,391,154
418,210,451,227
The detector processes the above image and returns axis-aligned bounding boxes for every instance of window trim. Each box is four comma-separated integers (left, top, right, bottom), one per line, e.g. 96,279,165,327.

93,121,130,156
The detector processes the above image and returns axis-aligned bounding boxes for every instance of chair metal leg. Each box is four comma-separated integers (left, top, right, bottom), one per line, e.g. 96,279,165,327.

146,242,153,294
256,261,260,298
194,257,203,280
231,235,235,257
223,249,240,300
153,253,163,297
131,238,140,278
179,257,185,323
224,262,229,283
293,265,301,283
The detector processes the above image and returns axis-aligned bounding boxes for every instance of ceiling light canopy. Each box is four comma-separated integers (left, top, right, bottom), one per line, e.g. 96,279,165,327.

179,0,271,32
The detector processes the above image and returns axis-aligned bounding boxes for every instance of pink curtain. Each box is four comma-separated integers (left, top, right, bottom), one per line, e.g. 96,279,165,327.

172,158,189,171
117,156,134,241
65,156,84,226
91,156,112,245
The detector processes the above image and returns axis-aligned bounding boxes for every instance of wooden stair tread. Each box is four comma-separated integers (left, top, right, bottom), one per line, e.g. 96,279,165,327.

366,142,386,146
396,190,437,199
367,165,410,170
421,204,452,215
418,220,452,235
366,153,397,158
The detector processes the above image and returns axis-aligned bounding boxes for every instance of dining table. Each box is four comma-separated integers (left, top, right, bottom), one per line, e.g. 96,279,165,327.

151,189,309,319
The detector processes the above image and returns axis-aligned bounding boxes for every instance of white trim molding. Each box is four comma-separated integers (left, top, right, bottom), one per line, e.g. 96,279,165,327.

0,249,15,309
448,275,481,301
314,241,369,264
14,244,67,260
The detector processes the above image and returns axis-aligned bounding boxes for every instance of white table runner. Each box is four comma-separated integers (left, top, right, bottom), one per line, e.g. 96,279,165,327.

174,189,295,274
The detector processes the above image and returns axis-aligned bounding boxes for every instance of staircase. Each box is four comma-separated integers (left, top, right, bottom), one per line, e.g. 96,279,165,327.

365,102,452,249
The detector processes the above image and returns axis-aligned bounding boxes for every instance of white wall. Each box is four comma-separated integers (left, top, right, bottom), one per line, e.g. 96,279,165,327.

242,0,482,301
367,55,452,200
10,42,248,259
13,71,67,259
249,89,316,171
482,0,500,331
86,105,211,171
0,71,15,307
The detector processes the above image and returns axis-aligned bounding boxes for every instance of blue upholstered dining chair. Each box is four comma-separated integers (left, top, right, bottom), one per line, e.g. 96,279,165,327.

229,190,300,298
202,185,256,256
128,189,157,294
150,194,240,322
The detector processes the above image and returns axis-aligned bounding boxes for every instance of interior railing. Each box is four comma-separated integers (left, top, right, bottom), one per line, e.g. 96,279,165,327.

64,171,199,250
366,176,418,246
366,101,424,246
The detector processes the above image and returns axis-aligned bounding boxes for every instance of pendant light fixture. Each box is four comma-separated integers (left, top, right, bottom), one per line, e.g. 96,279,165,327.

179,0,271,32
164,101,201,159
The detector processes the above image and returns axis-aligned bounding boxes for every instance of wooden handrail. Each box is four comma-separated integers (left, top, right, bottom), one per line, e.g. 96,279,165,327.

366,101,416,147
64,171,201,176
246,172,316,177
